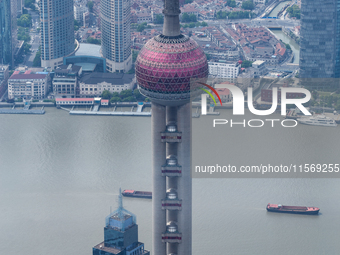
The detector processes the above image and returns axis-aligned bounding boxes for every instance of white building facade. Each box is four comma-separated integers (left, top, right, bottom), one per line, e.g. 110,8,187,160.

208,62,240,78
79,73,135,97
8,73,48,100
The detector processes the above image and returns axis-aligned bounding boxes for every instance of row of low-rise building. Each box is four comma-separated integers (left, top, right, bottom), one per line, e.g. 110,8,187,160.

6,64,136,100
223,24,288,65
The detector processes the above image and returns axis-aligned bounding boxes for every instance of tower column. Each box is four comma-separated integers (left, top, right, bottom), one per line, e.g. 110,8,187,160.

151,103,167,255
176,103,192,255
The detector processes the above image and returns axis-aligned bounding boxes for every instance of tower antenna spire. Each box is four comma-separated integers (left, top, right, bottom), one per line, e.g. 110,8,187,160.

162,0,181,36
118,187,123,220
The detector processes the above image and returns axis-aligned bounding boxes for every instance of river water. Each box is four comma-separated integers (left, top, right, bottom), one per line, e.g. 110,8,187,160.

1,108,340,255
268,1,291,17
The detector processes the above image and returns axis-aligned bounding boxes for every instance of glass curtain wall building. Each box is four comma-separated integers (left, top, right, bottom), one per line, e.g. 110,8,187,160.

100,0,132,73
40,0,75,69
0,0,15,67
300,0,340,79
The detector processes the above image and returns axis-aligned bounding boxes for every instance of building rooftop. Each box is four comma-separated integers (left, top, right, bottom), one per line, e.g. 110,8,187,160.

80,72,135,85
93,242,122,255
75,43,102,57
9,73,47,80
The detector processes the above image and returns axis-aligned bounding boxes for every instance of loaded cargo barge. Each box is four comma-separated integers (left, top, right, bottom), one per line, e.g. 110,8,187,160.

122,190,152,199
267,203,319,215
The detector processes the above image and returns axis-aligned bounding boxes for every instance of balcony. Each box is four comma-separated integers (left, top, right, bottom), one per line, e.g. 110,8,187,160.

161,124,182,143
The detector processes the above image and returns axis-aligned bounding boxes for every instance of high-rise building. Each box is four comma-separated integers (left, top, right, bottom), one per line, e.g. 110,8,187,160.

40,0,75,69
100,0,132,73
299,0,340,78
92,190,150,255
135,0,208,254
0,0,16,67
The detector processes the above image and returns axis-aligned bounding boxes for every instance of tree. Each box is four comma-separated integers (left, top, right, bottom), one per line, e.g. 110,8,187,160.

242,0,254,10
287,4,300,19
24,0,36,10
181,13,197,23
110,97,121,103
226,0,236,7
17,14,32,27
74,20,80,31
201,21,208,27
189,14,197,22
18,27,31,42
33,47,41,67
23,43,31,54
137,23,147,32
216,11,227,19
122,96,136,102
87,1,94,12
86,37,101,45
101,90,112,99
120,89,133,98
133,89,145,101
154,14,164,24
132,50,139,63
241,60,253,68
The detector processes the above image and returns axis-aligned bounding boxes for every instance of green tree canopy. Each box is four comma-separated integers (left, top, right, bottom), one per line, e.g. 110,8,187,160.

226,0,236,7
154,14,164,24
181,13,197,23
24,0,36,10
287,4,300,19
241,60,253,68
33,47,41,67
242,0,254,10
120,89,133,98
87,1,94,12
17,14,32,27
86,37,101,45
101,90,112,99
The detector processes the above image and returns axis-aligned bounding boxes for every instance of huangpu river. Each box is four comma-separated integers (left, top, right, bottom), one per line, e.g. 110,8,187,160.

1,108,340,255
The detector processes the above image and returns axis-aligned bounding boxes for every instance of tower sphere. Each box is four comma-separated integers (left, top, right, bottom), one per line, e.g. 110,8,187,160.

136,34,209,106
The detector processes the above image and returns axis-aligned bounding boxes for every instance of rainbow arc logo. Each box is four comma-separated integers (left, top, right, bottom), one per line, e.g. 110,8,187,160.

198,82,223,106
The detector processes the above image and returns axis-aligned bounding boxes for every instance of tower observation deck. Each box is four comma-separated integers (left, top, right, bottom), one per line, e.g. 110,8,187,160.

135,0,209,253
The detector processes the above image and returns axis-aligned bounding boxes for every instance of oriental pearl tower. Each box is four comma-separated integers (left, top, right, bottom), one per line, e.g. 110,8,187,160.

135,0,208,253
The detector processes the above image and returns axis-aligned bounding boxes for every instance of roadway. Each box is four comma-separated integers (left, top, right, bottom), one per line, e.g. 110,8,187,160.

22,8,41,67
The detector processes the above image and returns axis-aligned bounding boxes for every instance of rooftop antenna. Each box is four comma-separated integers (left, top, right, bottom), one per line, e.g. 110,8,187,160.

118,187,124,220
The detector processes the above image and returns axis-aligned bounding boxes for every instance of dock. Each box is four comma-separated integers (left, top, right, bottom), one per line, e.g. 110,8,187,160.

69,102,151,116
0,102,45,114
69,110,151,116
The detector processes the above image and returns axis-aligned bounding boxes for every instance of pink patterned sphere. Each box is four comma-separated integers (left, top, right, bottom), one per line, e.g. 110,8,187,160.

136,34,208,105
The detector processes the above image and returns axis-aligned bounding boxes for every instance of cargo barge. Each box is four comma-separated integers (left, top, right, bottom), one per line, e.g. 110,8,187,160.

267,203,319,215
122,190,152,199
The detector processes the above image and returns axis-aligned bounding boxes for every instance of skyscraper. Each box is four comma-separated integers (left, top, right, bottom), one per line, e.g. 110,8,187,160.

100,0,132,73
0,0,15,67
40,0,75,68
299,0,340,78
92,190,150,255
135,0,208,254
